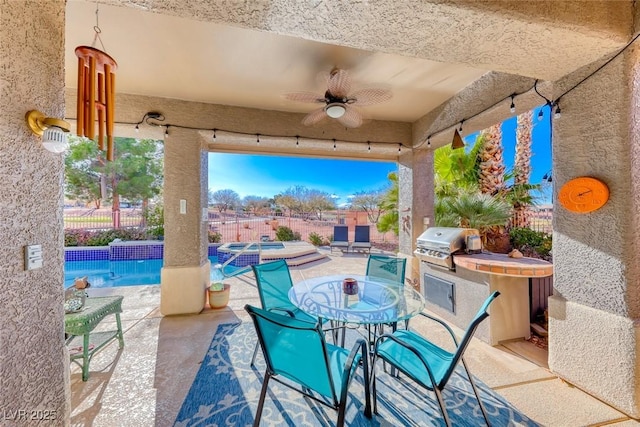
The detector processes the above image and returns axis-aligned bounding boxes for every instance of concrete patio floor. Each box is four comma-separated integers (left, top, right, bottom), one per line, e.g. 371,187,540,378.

70,249,639,426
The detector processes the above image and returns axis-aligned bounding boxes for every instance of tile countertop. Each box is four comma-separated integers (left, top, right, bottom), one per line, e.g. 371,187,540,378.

454,252,553,278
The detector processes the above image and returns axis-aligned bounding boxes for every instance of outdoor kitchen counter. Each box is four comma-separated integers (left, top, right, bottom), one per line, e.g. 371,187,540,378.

454,253,553,278
452,253,552,345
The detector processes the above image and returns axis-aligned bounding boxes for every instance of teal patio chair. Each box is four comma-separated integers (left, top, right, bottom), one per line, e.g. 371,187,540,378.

372,291,500,427
250,259,319,365
366,254,406,285
366,254,408,331
245,304,372,427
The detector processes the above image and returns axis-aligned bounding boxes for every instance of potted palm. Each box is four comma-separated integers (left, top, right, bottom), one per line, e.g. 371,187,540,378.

208,281,230,309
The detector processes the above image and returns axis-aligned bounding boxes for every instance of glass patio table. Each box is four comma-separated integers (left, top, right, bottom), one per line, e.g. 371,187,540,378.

288,275,425,345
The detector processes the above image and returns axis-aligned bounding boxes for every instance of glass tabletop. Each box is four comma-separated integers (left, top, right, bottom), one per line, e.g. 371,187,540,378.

288,275,425,325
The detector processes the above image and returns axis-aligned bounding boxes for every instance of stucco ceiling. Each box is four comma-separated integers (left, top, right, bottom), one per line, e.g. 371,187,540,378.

65,0,489,124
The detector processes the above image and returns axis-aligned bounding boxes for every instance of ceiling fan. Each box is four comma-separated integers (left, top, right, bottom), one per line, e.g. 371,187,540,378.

284,68,392,128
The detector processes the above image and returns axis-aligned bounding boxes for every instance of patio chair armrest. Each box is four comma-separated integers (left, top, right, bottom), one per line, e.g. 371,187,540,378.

417,312,460,346
374,333,439,387
267,307,296,318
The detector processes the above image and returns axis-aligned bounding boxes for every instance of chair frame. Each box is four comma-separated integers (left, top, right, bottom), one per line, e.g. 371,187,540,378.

246,304,372,427
371,291,500,427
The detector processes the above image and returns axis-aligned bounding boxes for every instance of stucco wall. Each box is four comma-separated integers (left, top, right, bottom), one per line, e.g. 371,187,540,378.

549,41,640,417
0,1,69,424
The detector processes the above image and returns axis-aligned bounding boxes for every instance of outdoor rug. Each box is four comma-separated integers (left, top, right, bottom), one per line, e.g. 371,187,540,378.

174,322,539,426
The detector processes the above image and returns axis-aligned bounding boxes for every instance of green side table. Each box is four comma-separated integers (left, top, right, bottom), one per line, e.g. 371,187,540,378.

64,295,125,381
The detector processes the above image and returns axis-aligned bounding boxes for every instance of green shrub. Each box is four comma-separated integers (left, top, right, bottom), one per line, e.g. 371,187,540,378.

308,232,326,246
509,227,552,260
275,226,300,242
142,204,164,239
208,231,222,243
85,229,146,246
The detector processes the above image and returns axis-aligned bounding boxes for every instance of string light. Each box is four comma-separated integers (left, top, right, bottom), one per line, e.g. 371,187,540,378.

295,135,299,148
134,123,139,133
367,141,371,153
510,94,516,113
164,125,169,137
256,133,260,145
398,143,402,153
553,103,562,119
333,139,336,151
426,136,431,148
459,120,464,132
213,128,217,142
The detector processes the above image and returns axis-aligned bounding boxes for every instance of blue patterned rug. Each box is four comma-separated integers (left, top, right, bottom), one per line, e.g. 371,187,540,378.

174,322,538,426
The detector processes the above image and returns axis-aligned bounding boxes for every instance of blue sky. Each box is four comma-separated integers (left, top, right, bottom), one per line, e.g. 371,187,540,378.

208,105,553,205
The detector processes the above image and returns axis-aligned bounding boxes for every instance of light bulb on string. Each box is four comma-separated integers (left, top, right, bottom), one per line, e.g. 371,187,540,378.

427,136,431,148
135,124,139,133
537,109,544,121
164,125,169,138
333,139,336,151
398,143,402,153
256,134,260,145
510,95,516,114
554,104,562,119
459,120,464,132
213,129,217,142
295,135,299,148
367,141,371,153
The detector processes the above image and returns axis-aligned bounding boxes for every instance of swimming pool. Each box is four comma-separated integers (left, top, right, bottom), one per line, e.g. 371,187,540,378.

64,256,245,288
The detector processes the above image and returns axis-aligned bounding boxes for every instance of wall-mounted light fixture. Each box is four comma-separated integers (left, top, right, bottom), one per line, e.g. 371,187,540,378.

25,110,71,153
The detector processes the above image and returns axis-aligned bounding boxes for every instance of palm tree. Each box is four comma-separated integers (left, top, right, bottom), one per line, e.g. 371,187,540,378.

478,123,505,195
441,192,511,235
377,172,399,236
513,111,534,227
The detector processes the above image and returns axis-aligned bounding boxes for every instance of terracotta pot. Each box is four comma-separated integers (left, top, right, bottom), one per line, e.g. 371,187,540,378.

208,284,230,309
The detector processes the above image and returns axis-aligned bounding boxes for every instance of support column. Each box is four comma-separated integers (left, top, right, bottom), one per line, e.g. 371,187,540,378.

548,42,640,416
398,149,435,288
0,0,70,424
160,129,210,315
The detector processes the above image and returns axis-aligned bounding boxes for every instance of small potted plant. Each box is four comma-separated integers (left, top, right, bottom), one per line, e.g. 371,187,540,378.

208,281,230,309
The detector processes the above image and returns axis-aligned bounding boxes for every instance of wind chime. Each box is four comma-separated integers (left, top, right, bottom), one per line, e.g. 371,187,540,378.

75,5,118,161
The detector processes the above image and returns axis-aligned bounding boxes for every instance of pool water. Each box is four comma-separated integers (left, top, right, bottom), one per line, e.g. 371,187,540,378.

64,256,246,288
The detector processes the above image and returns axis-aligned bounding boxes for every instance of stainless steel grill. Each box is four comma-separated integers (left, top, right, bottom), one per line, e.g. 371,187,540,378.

414,227,480,269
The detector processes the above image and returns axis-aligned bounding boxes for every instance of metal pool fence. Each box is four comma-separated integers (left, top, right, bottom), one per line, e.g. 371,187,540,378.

63,208,399,246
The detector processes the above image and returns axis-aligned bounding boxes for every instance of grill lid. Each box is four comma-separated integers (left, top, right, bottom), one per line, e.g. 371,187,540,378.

416,227,480,254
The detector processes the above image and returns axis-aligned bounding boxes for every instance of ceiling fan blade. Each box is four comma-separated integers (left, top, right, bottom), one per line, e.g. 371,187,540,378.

283,91,325,103
349,88,392,106
328,69,352,98
302,107,327,126
336,105,362,128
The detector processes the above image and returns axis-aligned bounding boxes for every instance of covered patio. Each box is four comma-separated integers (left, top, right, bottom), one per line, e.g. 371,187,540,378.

70,251,632,426
3,1,640,424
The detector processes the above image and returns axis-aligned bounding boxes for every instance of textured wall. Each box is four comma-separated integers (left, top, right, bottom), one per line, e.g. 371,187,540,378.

548,40,640,416
0,1,69,425
552,48,638,316
106,0,630,81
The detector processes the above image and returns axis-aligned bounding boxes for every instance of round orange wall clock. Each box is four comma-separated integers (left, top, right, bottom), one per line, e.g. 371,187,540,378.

558,177,609,213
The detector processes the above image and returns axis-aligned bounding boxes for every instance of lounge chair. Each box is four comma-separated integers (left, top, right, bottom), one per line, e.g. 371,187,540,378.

330,225,350,253
351,225,372,254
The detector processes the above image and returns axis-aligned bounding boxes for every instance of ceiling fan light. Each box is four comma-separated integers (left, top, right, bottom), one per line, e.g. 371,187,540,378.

325,103,346,118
